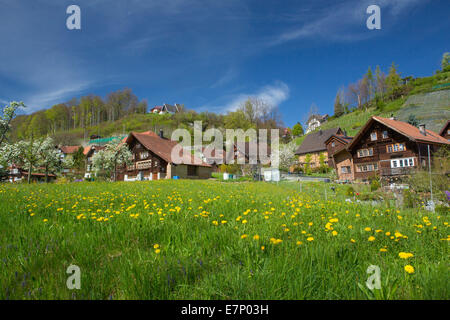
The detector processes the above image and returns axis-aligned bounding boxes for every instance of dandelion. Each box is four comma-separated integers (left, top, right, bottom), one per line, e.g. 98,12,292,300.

241,234,248,239
253,235,260,240
242,219,248,224
364,227,371,232
154,244,160,249
332,230,338,236
380,248,387,252
307,237,314,242
368,236,375,242
404,265,415,274
398,252,414,259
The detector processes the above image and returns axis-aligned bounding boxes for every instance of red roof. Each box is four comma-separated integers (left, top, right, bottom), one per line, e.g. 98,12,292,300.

348,116,450,150
60,146,81,154
126,131,210,167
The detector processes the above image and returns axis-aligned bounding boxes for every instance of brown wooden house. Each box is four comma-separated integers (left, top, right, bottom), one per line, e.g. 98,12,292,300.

294,128,344,170
439,120,450,141
117,130,212,181
324,135,354,181
346,116,450,182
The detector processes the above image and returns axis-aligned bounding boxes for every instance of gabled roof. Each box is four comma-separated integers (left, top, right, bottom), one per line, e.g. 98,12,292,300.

125,131,210,167
162,104,179,113
59,146,81,154
439,120,450,136
324,134,353,145
347,116,450,150
295,128,343,155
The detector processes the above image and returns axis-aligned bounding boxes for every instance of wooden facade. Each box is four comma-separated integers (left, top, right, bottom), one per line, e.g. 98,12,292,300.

346,117,449,182
439,120,450,141
117,138,169,181
116,131,212,181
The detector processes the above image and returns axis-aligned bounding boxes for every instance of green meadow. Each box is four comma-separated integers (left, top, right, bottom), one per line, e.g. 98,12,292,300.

0,180,448,299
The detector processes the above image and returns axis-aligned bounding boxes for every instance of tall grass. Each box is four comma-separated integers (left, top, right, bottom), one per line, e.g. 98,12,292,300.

0,180,448,299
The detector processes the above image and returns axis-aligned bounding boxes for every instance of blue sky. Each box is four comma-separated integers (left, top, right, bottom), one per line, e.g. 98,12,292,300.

0,0,449,127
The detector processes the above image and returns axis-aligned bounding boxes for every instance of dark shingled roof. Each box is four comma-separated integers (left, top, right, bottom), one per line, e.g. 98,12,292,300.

295,128,343,155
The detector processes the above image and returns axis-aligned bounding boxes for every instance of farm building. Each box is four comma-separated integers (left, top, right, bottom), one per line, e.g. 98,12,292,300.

345,116,450,182
117,130,212,181
295,127,345,170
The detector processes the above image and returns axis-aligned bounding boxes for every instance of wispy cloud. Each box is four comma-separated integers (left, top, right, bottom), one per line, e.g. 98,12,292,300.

210,68,239,88
202,81,290,113
271,0,428,46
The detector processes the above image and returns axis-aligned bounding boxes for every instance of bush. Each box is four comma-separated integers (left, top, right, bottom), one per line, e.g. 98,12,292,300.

370,179,381,191
403,189,416,208
346,186,355,197
55,177,70,184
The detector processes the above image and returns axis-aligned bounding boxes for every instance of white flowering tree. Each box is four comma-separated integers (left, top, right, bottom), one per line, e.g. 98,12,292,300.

0,101,25,147
15,138,45,183
37,137,62,182
277,140,299,172
0,142,21,181
92,138,132,181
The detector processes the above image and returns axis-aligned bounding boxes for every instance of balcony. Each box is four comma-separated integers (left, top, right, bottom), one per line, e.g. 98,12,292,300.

136,160,152,170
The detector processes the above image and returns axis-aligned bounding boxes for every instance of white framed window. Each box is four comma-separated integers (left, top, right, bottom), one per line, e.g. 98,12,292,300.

370,132,377,141
390,157,414,168
357,148,373,158
331,142,335,147
382,131,388,139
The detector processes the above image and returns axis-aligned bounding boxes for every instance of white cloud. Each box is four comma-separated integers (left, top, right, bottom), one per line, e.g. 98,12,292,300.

210,68,239,88
203,81,290,113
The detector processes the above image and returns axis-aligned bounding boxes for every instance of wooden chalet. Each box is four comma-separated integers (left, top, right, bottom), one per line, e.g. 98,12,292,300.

345,116,450,182
117,130,212,181
324,134,354,182
84,145,105,179
295,128,344,169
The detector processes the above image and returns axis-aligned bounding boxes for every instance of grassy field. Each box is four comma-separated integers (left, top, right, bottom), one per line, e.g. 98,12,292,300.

0,180,448,300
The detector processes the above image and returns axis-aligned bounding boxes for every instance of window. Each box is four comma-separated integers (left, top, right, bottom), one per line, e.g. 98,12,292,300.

357,148,373,158
140,151,149,159
390,158,415,168
387,143,406,153
341,166,351,174
370,132,377,141
331,142,335,147
187,165,198,176
382,131,388,139
357,163,378,172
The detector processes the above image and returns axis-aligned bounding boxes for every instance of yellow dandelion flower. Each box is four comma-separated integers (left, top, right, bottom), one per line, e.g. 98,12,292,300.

404,265,414,274
368,236,376,242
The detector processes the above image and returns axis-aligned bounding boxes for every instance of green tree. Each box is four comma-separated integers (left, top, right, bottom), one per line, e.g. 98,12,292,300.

442,52,450,71
333,92,344,117
292,122,304,137
386,62,401,94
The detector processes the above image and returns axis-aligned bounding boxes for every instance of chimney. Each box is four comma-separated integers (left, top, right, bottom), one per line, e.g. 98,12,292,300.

159,129,164,138
319,129,323,135
419,124,426,136
389,113,396,121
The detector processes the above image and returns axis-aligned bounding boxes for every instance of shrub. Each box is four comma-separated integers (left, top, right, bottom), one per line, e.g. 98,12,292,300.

346,186,355,197
403,189,416,208
370,179,381,191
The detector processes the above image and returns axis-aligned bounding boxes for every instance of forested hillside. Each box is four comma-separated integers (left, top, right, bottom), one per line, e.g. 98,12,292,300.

8,57,450,146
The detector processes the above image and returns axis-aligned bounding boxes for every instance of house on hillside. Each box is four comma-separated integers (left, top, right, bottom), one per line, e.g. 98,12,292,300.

150,104,182,115
84,145,105,179
324,134,354,181
345,116,450,183
295,128,344,170
306,114,329,134
439,120,450,141
117,130,211,181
